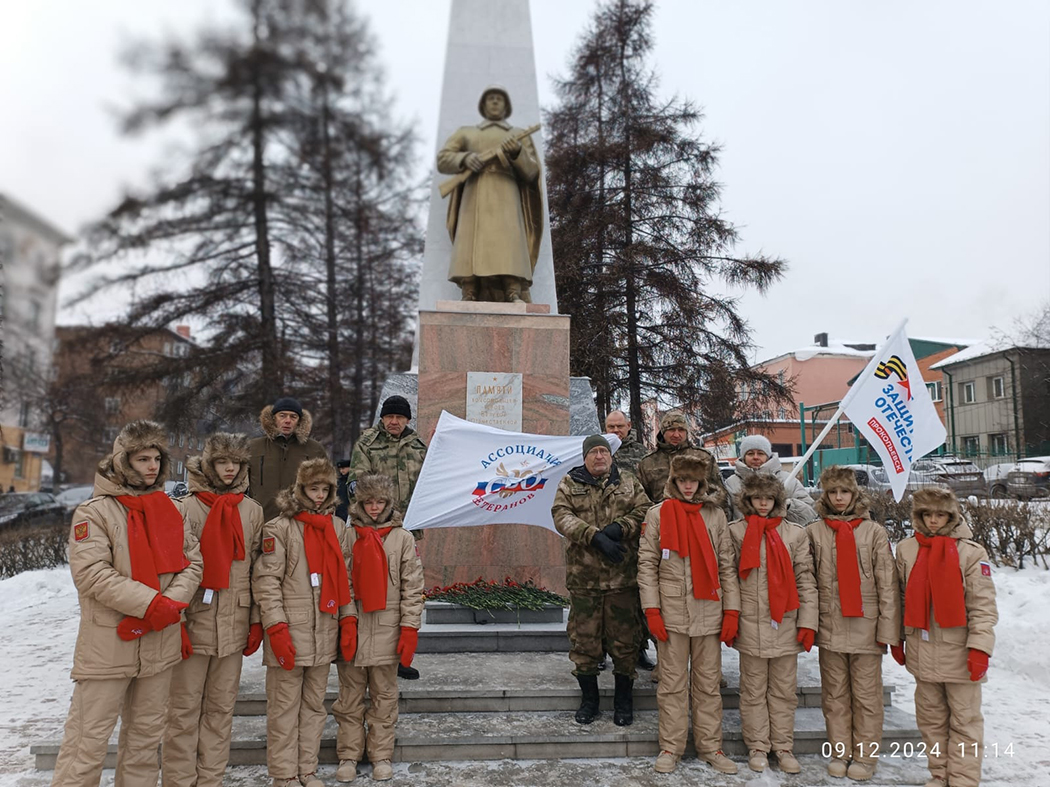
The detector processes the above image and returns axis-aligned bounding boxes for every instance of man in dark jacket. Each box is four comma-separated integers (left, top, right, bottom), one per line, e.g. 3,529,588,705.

247,397,327,521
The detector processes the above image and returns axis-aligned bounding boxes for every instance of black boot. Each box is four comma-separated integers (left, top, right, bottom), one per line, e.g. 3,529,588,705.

613,674,634,726
574,674,600,724
637,646,656,671
397,664,419,680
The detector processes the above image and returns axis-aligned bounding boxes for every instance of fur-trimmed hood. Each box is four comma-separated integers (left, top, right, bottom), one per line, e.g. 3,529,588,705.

349,472,401,528
187,432,251,495
275,457,338,517
259,404,314,444
911,486,970,538
815,465,870,519
735,473,788,519
663,452,726,507
96,420,171,493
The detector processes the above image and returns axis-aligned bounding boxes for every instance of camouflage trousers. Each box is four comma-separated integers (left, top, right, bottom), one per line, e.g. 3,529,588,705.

567,588,642,679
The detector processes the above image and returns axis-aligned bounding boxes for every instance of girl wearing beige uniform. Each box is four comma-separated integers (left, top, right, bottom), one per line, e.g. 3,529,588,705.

806,466,900,781
332,473,424,783
253,459,357,787
638,454,740,776
162,433,266,787
729,473,818,775
895,487,997,787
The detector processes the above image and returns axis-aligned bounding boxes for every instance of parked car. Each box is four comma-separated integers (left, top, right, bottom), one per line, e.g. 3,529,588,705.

1007,457,1050,500
985,457,1050,498
165,480,189,498
54,484,95,517
912,456,987,498
0,492,67,529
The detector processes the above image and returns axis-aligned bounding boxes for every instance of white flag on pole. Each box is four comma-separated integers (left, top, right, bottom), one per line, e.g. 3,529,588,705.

403,411,622,533
840,321,947,501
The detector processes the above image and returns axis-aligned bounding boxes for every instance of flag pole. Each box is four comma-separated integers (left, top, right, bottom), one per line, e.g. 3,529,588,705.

786,320,909,481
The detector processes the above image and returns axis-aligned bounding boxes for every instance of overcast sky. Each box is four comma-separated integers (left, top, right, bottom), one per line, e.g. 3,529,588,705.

4,0,1048,361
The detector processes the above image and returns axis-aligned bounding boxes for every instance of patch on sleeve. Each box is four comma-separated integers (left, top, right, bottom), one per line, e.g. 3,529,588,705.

641,521,647,536
262,537,276,554
73,522,89,542
980,561,992,577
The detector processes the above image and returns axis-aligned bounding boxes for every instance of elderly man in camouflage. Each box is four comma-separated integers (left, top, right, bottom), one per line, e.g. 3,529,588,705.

552,434,652,727
347,395,428,680
638,411,725,508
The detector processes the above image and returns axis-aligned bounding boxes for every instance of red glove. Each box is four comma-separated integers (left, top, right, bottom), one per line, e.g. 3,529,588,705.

143,594,189,631
396,627,418,668
340,617,358,663
644,608,669,642
180,622,194,660
267,622,297,670
796,627,815,652
720,610,739,647
890,643,906,666
968,648,989,682
117,616,151,641
243,622,264,657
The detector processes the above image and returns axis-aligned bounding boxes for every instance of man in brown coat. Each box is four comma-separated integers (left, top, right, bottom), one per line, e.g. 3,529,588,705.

163,433,266,787
806,466,900,781
895,487,997,787
51,421,203,787
248,397,327,521
637,411,725,507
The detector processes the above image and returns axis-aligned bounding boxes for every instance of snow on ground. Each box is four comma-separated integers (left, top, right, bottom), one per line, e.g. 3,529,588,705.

1,565,1048,786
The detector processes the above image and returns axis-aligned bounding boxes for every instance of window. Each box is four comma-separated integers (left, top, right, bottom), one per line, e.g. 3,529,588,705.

927,380,942,402
177,460,184,475
197,437,204,450
962,435,980,456
169,433,176,446
990,433,1009,455
961,381,976,404
18,401,30,428
777,408,787,420
103,427,119,445
991,376,1005,399
163,342,172,356
104,397,121,415
13,451,25,479
178,434,185,448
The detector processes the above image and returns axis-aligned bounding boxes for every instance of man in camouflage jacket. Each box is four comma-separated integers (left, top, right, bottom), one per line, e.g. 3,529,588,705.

638,410,726,511
552,434,652,727
604,410,648,476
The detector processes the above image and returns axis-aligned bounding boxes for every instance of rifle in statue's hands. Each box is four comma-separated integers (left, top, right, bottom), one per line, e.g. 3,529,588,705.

438,123,541,198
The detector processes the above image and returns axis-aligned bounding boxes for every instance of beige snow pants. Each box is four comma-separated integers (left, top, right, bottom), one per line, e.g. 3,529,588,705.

656,631,723,755
818,649,884,767
162,652,244,787
914,679,984,787
265,664,331,780
51,670,174,787
333,662,399,763
738,651,798,753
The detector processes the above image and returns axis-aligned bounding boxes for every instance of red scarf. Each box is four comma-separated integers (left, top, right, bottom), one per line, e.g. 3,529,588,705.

195,491,245,590
295,512,352,616
739,515,799,624
824,518,865,617
660,498,720,600
905,532,967,630
351,526,394,612
116,491,189,590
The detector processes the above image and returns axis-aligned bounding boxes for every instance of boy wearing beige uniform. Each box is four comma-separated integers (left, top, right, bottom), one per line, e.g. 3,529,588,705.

729,474,818,774
332,473,424,782
253,459,357,787
52,421,203,787
638,454,740,775
163,433,266,787
894,487,997,787
806,466,900,781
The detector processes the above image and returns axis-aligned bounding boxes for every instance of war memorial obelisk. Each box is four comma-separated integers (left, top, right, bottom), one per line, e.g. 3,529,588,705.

378,0,598,595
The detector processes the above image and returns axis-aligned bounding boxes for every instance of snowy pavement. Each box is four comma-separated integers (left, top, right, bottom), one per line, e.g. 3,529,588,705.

1,565,1047,787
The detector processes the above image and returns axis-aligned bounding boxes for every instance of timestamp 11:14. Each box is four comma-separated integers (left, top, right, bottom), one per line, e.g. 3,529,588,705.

960,742,1014,757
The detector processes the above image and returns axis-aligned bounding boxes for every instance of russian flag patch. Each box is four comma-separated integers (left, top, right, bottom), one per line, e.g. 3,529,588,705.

980,561,992,577
74,522,89,542
263,537,276,554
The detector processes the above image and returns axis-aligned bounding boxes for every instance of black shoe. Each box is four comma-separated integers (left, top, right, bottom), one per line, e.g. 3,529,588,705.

637,649,656,671
397,664,419,680
613,674,634,726
574,674,601,724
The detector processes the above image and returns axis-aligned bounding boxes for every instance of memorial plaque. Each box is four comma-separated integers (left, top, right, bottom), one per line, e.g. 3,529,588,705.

466,372,523,431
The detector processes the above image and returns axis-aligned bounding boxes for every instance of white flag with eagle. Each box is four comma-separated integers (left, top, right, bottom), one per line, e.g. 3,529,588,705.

840,321,947,501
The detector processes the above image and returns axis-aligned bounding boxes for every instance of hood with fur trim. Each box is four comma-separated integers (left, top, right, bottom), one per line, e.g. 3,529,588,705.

735,473,788,519
911,486,968,537
663,452,726,506
259,404,314,444
275,457,338,517
349,473,399,527
187,432,251,495
815,466,870,519
97,420,171,492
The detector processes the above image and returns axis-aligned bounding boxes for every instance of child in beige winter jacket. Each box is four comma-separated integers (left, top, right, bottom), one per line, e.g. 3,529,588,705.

638,454,740,776
252,459,357,787
895,487,997,787
806,466,900,781
729,473,818,775
332,473,424,783
52,421,203,787
163,433,266,787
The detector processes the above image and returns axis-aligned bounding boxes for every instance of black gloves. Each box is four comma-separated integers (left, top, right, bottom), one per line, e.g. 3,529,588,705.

602,521,624,541
592,531,627,564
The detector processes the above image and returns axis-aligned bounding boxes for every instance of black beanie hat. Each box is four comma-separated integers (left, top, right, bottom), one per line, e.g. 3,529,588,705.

380,395,412,420
583,434,611,457
272,396,303,418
